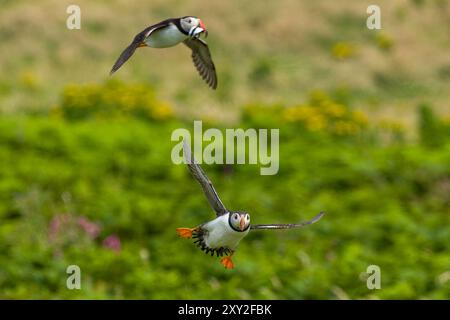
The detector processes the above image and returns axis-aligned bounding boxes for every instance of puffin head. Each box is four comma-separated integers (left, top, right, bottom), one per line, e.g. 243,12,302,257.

229,211,250,232
180,16,208,38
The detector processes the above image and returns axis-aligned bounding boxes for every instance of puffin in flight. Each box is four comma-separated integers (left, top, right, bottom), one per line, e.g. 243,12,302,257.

110,16,217,89
176,142,325,269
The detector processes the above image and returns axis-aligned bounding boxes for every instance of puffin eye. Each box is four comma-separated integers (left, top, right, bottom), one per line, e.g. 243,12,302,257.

187,19,192,23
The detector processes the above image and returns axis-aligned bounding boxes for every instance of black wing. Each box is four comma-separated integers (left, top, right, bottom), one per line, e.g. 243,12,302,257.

250,212,325,230
183,38,217,89
110,22,170,75
183,140,228,217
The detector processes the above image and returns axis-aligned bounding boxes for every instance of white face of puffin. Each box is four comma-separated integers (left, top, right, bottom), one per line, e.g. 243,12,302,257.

180,16,207,38
229,212,251,232
201,213,250,251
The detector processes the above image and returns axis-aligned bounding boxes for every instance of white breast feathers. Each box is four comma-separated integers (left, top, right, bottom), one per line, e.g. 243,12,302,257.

202,214,250,250
144,24,188,48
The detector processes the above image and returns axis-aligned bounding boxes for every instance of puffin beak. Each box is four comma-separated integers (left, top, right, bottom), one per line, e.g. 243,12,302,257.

198,19,208,38
239,216,246,231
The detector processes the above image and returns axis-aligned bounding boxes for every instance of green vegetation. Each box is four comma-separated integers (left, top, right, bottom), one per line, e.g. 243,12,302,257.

0,0,449,300
0,81,449,299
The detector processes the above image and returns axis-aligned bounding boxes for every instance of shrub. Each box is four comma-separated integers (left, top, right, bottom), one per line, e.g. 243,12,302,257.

283,90,368,136
418,103,449,148
56,80,174,121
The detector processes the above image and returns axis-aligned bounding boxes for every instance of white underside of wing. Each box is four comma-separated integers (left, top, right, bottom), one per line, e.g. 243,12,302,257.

203,214,249,250
144,24,187,48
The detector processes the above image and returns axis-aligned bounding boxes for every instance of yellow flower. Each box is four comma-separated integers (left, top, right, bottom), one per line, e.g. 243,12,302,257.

309,90,330,107
375,33,394,51
152,103,174,120
352,111,368,126
323,103,347,118
20,71,39,89
331,42,358,60
283,105,314,122
57,80,171,121
283,108,299,122
306,114,327,131
333,121,359,135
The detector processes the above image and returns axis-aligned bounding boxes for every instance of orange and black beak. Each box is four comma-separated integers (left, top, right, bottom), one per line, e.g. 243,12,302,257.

239,216,246,231
199,19,208,38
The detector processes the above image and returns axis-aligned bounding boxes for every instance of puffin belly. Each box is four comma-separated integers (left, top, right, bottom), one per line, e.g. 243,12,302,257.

203,217,249,250
145,24,187,48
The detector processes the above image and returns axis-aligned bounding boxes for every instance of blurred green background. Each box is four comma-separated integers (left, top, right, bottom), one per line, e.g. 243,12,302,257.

0,0,449,299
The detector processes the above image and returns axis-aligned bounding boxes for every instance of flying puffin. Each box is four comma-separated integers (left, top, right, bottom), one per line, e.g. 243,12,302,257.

110,16,217,89
176,141,325,269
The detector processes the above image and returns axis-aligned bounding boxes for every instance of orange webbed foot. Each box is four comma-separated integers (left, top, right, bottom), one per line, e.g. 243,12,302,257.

176,227,197,239
220,256,234,269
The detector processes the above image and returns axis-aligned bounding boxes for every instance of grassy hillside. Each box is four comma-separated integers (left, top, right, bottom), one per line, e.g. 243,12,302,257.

1,0,449,124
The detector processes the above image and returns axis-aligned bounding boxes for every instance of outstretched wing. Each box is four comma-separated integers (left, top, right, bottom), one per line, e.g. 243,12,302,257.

250,212,325,230
110,23,168,75
183,38,217,89
183,140,228,217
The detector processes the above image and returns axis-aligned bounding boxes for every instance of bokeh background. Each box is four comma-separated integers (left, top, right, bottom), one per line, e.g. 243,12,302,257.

0,0,449,299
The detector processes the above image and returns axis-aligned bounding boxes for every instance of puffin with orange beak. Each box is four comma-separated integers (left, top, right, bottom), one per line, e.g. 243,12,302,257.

110,16,217,89
177,141,325,269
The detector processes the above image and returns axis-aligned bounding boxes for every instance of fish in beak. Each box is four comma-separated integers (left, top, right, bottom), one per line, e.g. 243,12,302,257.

189,19,208,38
189,26,206,38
